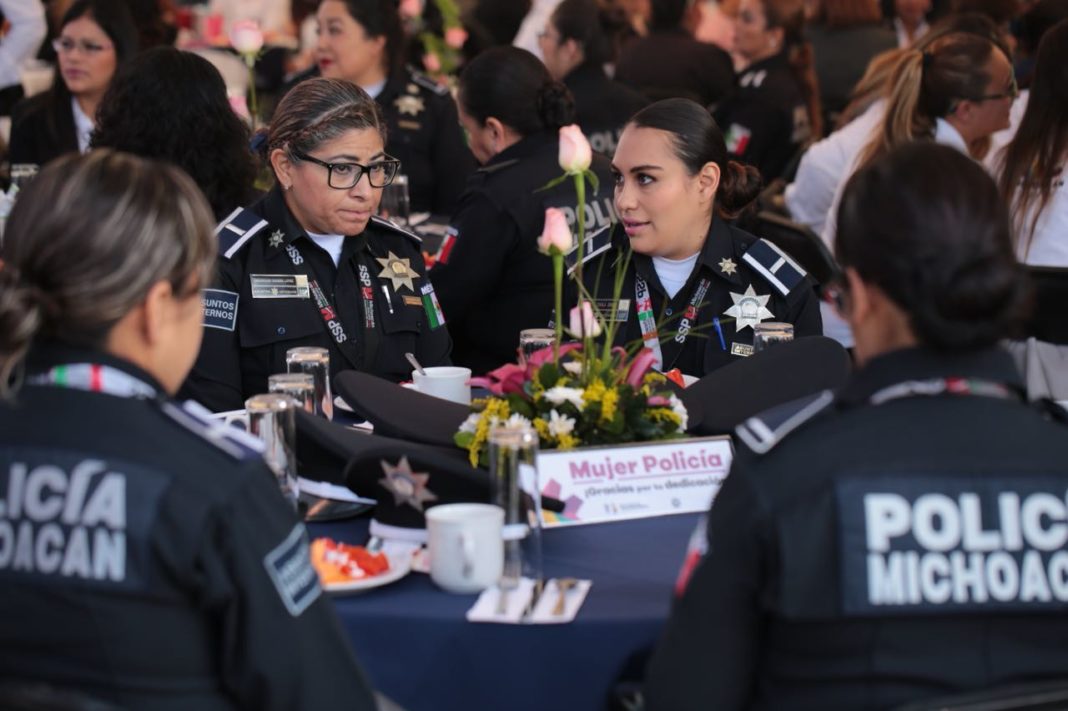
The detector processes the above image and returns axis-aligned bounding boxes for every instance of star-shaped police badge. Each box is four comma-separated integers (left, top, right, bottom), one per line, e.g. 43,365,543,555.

379,457,438,512
395,94,425,117
718,257,737,275
268,230,285,248
376,251,419,291
724,284,773,332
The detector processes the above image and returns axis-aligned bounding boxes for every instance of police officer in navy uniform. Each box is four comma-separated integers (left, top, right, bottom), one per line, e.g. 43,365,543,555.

430,47,616,376
713,0,819,182
645,144,1068,710
183,78,451,413
0,151,377,709
302,0,474,215
574,99,820,378
537,0,649,157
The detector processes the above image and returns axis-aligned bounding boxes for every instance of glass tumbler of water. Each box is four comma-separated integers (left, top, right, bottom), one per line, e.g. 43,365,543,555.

488,424,543,596
518,328,556,366
246,393,299,507
268,372,316,413
753,322,795,353
285,347,333,420
379,174,410,226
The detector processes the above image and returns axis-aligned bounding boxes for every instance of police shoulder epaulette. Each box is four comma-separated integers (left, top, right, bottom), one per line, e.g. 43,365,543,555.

163,400,266,462
409,68,449,96
215,207,270,260
741,238,808,297
735,389,834,455
565,224,613,275
369,215,422,244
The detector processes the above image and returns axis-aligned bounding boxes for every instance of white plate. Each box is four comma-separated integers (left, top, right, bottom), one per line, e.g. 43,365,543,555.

323,553,412,594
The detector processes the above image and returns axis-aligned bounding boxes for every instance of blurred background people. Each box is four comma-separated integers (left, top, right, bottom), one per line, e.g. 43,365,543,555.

430,46,614,375
9,0,136,166
0,149,378,710
807,0,896,129
538,0,648,156
299,0,474,214
997,17,1068,266
892,0,932,45
645,141,1068,711
714,0,821,182
91,47,257,221
184,78,451,411
0,0,47,115
615,0,734,107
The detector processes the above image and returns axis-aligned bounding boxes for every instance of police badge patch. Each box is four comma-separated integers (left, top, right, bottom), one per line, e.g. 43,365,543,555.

263,523,322,617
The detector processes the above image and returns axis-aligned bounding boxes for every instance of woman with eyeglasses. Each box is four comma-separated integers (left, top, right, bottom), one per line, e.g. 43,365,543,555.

645,141,1068,711
9,0,137,167
182,77,451,413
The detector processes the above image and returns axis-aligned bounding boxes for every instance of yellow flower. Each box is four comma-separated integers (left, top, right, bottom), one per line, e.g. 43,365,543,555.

467,397,511,466
533,416,551,441
643,371,666,385
583,378,607,404
600,387,619,423
557,432,578,450
646,407,682,427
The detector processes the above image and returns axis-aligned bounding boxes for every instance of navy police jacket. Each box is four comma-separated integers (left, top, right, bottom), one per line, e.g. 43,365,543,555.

646,346,1068,710
572,215,822,377
182,187,451,412
0,344,376,709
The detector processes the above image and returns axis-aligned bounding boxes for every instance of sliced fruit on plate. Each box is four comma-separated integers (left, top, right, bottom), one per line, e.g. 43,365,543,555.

310,537,390,585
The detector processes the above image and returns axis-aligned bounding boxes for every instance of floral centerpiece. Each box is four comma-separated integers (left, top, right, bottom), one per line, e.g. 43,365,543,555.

400,0,467,82
454,127,688,466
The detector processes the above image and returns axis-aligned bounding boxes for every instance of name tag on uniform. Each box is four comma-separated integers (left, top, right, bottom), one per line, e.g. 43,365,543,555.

593,298,630,323
731,343,754,358
250,274,310,299
402,295,422,307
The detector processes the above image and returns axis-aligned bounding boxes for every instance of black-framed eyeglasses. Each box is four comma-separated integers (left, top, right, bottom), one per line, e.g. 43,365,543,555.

52,36,113,55
970,74,1019,103
292,149,401,189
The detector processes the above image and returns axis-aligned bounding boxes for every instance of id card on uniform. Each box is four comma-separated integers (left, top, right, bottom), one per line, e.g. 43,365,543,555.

250,274,310,299
593,298,631,323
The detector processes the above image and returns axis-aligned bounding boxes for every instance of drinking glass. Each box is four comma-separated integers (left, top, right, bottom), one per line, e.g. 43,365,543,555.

379,174,410,227
268,373,316,413
285,347,332,420
518,328,556,366
246,393,299,507
753,322,795,353
488,425,542,597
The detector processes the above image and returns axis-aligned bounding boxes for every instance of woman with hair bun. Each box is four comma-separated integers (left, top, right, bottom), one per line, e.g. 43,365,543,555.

429,46,615,375
0,150,377,708
645,141,1068,711
574,97,821,378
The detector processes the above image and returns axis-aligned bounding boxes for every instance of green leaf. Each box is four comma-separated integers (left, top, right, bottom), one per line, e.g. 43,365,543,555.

535,173,569,193
538,363,561,390
584,169,600,194
454,431,474,447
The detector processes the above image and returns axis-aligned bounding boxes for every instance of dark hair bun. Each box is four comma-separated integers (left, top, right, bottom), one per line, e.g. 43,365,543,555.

536,81,576,130
717,160,762,219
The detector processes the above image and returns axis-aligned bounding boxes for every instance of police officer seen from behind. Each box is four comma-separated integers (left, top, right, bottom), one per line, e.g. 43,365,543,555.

714,0,822,181
431,46,615,375
645,143,1068,710
0,151,377,709
183,78,451,412
575,98,821,379
310,0,475,214
538,0,649,157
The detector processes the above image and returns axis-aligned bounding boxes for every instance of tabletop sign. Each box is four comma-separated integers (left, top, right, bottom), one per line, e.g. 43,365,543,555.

538,436,733,527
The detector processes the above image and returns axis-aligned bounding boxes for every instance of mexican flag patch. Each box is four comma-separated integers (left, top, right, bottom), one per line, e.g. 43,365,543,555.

421,283,446,329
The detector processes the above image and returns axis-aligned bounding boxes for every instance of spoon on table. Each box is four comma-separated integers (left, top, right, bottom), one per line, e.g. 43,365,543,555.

552,578,578,616
405,352,426,376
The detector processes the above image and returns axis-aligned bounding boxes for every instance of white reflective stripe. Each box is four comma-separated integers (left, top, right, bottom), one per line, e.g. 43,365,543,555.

743,251,790,296
761,239,807,277
223,218,269,259
214,207,243,236
771,257,785,272
566,232,613,276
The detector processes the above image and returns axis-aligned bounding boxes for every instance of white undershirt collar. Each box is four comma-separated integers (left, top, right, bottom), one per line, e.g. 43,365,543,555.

652,252,700,299
71,97,93,154
306,231,345,267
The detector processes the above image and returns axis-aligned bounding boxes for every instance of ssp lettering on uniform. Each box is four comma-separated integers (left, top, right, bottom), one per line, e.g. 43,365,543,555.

0,451,167,588
837,476,1068,615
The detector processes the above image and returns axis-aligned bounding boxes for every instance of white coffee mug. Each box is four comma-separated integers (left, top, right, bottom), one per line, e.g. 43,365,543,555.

411,366,472,405
426,503,504,594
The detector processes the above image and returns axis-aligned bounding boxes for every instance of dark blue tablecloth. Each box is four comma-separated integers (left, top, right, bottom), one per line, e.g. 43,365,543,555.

309,513,699,711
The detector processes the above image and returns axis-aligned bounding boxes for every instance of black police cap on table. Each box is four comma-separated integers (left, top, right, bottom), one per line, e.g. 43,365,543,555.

333,370,469,447
681,336,852,435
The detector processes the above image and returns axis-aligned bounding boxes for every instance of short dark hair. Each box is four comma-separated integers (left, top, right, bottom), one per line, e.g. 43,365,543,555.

627,98,762,219
551,0,630,66
93,48,257,221
48,0,138,107
458,46,574,136
650,0,689,31
330,0,405,74
836,142,1028,349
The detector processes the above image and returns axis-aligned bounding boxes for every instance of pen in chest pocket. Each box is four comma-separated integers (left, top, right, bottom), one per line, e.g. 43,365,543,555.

381,284,394,314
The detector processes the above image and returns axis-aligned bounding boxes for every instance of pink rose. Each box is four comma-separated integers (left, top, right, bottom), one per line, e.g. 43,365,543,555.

229,20,264,56
422,52,441,73
568,301,602,338
625,348,658,388
398,0,422,19
228,92,250,120
537,207,573,255
558,124,592,174
444,26,468,49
